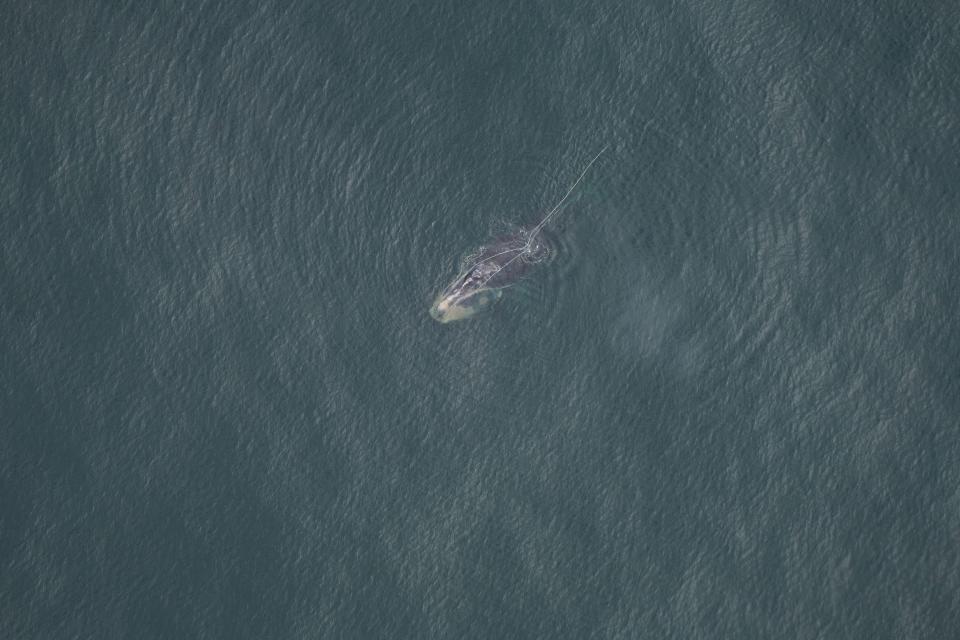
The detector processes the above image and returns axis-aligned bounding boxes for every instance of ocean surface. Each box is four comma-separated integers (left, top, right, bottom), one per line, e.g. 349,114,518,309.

2,1,959,638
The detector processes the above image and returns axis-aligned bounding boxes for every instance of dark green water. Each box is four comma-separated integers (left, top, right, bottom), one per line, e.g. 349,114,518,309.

2,1,959,638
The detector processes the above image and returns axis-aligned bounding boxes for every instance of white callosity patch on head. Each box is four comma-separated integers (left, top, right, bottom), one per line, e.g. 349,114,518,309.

429,288,501,323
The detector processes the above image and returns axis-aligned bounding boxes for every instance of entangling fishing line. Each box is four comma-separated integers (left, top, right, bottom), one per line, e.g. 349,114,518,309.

474,145,610,289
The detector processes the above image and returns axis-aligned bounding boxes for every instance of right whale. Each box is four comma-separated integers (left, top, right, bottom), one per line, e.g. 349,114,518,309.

429,146,609,323
428,231,546,323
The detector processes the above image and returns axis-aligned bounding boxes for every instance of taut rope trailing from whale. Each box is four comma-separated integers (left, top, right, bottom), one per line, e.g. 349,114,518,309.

473,144,610,290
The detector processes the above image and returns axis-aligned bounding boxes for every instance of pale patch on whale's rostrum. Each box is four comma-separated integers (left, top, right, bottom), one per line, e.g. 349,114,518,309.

429,286,502,323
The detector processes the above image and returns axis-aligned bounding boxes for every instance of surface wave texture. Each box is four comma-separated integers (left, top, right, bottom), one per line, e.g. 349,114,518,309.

2,1,958,638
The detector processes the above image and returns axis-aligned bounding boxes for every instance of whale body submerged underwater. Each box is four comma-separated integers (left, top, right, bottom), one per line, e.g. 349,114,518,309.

430,146,609,323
